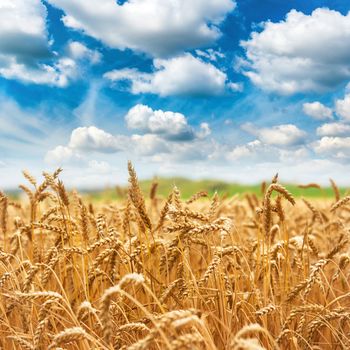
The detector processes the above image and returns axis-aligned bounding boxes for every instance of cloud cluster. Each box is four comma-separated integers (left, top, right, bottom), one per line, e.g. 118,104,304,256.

0,0,50,62
46,126,127,164
47,0,235,57
0,1,100,86
0,0,237,95
0,0,237,94
46,104,213,165
313,136,350,159
0,0,55,84
226,121,309,165
0,56,78,87
105,54,240,96
242,122,307,146
304,92,350,159
241,8,350,94
6,1,350,186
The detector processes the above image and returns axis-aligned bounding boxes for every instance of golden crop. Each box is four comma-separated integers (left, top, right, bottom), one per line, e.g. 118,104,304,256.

0,162,349,349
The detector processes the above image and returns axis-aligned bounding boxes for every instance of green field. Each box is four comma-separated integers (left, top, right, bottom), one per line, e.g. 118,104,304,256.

83,177,349,201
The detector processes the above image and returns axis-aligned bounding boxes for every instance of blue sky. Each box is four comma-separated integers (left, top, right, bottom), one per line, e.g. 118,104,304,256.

2,0,350,188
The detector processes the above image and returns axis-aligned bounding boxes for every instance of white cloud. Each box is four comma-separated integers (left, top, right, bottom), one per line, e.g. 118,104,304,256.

317,122,350,137
1,59,67,87
0,52,91,87
241,8,350,94
45,145,82,164
303,102,333,120
125,104,195,141
105,54,237,96
68,126,126,153
67,41,101,64
335,94,350,121
125,105,215,161
47,0,235,57
313,136,350,159
242,123,307,146
45,126,127,165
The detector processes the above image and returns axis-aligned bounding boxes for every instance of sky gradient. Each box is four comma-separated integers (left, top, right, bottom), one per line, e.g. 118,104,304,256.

2,0,350,188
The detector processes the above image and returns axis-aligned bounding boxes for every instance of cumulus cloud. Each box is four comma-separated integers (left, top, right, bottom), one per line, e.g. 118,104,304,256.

125,104,196,141
335,94,350,121
241,8,350,94
317,122,350,137
47,0,235,57
303,102,333,120
0,0,61,84
242,123,307,146
68,126,126,153
0,0,50,62
0,1,100,86
45,126,127,165
105,54,238,96
124,105,213,160
313,136,350,159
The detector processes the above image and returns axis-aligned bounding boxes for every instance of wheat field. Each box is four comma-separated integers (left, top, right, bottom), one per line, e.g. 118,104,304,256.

0,162,349,349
